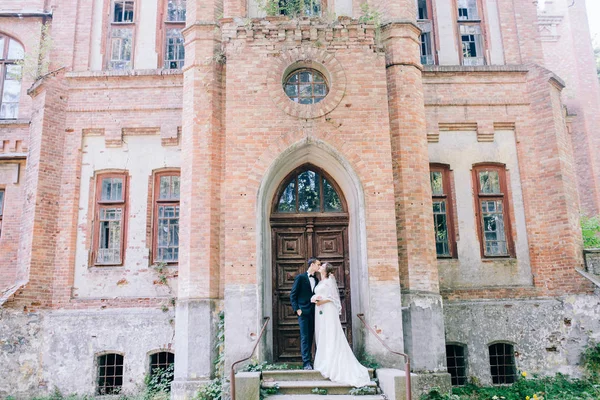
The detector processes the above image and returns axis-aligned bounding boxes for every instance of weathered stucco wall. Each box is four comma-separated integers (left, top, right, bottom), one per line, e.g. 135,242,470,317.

444,294,600,385
429,129,532,289
74,134,181,299
0,308,175,399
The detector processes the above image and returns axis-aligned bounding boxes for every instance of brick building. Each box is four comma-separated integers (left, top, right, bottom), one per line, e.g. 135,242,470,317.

1,0,600,398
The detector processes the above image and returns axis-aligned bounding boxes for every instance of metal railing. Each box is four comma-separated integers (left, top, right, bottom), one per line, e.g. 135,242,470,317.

357,313,412,400
230,317,270,400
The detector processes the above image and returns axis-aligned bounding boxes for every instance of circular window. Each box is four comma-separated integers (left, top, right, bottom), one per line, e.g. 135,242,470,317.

283,69,329,105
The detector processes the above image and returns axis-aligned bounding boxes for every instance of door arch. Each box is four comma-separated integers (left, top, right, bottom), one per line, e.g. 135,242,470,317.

270,164,352,362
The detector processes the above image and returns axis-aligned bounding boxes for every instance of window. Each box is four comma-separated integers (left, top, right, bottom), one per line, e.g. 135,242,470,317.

430,165,455,257
108,0,135,70
154,172,180,263
417,0,436,65
460,25,485,66
276,167,344,213
457,0,479,20
284,69,329,105
94,173,128,265
456,0,485,66
278,0,322,16
446,344,467,386
164,0,186,69
97,353,124,395
420,32,434,65
149,351,175,391
0,189,4,236
489,343,517,384
473,164,513,257
0,35,24,119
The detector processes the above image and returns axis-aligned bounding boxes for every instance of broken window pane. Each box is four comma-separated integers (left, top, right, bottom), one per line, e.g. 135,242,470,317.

430,171,444,196
460,25,485,65
150,352,175,391
433,200,450,256
97,208,123,264
159,175,180,200
457,0,478,20
109,28,133,70
113,0,135,23
479,170,501,194
7,39,24,60
481,200,508,256
420,33,434,65
167,0,186,22
164,28,185,70
157,205,179,262
0,65,21,119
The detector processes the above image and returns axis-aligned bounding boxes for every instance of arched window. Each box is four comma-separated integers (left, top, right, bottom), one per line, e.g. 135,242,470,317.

96,353,124,395
489,342,517,384
446,343,467,386
0,34,24,119
149,351,175,390
275,167,344,213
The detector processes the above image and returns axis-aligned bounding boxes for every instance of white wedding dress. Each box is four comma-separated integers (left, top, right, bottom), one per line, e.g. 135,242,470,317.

313,277,371,388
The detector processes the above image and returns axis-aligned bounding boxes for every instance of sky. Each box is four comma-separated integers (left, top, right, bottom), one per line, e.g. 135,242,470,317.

587,0,600,40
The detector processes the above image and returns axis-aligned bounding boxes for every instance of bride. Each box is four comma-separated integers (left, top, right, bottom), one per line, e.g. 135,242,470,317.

311,262,371,388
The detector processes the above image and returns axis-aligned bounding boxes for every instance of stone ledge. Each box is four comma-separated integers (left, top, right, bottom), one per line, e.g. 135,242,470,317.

65,69,183,79
423,65,529,73
0,119,30,126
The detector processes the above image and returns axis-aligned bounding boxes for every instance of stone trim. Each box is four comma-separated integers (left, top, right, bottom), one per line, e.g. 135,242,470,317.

266,47,346,119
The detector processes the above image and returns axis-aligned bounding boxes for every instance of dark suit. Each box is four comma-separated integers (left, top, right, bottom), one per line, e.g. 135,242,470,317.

290,272,318,366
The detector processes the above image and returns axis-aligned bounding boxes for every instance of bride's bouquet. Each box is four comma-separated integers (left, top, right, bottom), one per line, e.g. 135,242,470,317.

310,294,323,303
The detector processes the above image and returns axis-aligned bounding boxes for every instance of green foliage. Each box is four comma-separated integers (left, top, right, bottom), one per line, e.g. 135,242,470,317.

145,364,174,398
582,341,600,383
195,311,226,400
420,374,600,400
17,22,53,81
349,386,377,395
594,35,600,81
242,361,301,372
581,215,600,249
260,383,279,399
30,388,95,400
259,0,303,17
357,350,380,369
311,387,328,395
358,2,382,28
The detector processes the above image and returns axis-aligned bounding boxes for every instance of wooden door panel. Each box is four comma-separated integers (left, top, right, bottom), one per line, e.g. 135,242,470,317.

273,220,351,362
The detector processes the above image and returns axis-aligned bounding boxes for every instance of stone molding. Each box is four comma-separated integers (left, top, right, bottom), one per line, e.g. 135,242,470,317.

266,47,346,119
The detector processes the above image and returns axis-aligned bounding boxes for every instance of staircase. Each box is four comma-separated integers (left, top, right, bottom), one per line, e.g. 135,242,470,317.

260,369,386,399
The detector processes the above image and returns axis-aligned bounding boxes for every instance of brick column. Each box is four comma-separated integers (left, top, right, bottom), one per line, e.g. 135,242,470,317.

172,0,224,397
382,17,447,371
223,0,246,18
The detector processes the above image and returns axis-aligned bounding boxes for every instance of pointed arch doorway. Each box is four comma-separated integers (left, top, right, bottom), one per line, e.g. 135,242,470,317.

271,164,352,362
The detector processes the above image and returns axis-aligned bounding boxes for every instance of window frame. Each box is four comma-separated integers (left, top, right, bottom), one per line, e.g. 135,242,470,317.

0,34,24,119
417,0,438,65
472,163,515,258
430,164,457,258
446,343,468,386
152,170,180,265
92,172,129,267
453,0,488,66
157,0,186,70
96,352,125,395
0,187,5,238
103,0,137,70
148,350,175,390
488,342,517,385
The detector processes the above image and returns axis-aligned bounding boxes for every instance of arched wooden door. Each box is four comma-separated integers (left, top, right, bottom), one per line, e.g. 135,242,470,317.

271,165,352,362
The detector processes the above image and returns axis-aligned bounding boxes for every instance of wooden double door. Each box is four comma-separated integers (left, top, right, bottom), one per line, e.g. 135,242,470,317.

271,215,352,362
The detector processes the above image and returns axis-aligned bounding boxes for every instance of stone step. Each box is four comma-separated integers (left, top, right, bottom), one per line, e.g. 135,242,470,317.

261,369,375,381
261,379,379,395
265,395,385,400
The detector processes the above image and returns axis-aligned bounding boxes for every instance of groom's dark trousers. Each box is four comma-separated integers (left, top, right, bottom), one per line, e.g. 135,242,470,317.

290,272,318,367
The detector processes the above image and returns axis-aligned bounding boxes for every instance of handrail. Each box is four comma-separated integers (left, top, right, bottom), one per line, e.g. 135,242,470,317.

230,317,270,400
357,313,412,400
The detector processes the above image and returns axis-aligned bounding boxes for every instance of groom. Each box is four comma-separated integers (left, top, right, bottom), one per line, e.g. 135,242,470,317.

290,257,321,370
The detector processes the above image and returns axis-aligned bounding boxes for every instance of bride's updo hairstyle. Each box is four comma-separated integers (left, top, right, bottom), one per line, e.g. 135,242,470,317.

323,263,335,279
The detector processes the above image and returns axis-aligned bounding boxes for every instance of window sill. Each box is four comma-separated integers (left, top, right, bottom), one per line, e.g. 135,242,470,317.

481,257,515,262
0,118,29,126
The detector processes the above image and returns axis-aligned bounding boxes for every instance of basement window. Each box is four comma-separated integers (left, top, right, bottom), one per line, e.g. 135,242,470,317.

149,351,175,391
97,353,124,395
489,343,517,384
446,344,467,386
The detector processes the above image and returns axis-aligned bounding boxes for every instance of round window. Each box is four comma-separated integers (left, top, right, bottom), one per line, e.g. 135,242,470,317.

283,69,329,105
